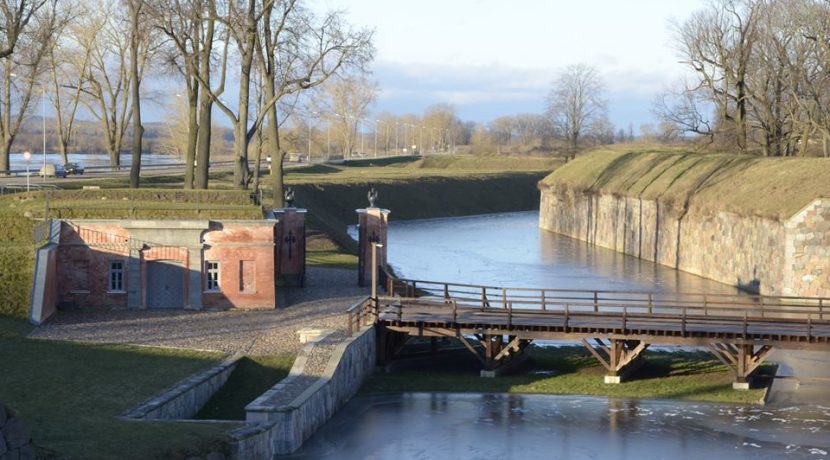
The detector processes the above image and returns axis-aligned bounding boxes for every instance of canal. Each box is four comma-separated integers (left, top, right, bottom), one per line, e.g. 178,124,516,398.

322,211,830,459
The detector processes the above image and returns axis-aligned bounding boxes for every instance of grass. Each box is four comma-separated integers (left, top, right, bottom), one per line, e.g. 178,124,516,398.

362,345,769,405
541,145,830,220
195,355,295,420
0,316,234,459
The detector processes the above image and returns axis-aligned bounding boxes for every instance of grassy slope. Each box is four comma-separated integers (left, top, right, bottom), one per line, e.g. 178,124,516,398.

279,155,560,253
195,355,295,420
541,145,830,220
0,317,231,460
363,346,769,404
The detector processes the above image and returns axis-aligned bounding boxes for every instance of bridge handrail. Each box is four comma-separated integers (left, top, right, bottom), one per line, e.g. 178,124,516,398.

346,295,373,336
383,294,828,318
380,267,828,307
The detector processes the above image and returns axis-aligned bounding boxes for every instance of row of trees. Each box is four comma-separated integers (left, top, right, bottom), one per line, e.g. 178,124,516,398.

656,0,830,157
0,0,374,203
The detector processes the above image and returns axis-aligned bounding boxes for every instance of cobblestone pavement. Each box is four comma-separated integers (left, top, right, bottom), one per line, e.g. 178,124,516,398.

29,267,369,355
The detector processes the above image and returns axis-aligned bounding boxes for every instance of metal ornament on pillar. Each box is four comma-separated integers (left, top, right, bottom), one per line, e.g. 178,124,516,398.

274,189,306,287
357,187,389,287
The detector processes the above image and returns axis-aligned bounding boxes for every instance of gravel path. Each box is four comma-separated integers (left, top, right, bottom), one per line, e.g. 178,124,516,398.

29,267,369,355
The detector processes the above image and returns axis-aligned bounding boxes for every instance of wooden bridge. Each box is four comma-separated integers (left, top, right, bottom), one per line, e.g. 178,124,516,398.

347,261,830,389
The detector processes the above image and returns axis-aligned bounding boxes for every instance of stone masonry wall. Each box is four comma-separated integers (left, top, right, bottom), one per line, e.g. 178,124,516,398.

122,356,239,420
228,325,377,458
539,187,830,297
784,199,830,297
0,402,35,460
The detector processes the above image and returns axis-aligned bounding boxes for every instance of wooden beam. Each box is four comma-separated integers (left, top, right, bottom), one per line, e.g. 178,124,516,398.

494,336,524,362
582,338,611,371
457,334,486,365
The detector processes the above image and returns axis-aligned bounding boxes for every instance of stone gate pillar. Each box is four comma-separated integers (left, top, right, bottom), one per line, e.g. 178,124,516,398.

274,206,307,287
357,200,390,287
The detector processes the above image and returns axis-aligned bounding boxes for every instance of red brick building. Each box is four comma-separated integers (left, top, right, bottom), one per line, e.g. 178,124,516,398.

31,219,285,322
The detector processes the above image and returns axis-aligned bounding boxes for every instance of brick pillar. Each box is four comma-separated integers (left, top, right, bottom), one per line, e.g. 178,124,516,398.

357,207,390,287
186,247,204,309
127,247,142,309
274,207,307,287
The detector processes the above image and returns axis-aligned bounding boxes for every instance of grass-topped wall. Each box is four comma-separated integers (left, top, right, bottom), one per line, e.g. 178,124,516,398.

540,146,830,220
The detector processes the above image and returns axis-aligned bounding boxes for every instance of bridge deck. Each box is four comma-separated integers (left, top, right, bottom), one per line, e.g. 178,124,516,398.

347,272,830,385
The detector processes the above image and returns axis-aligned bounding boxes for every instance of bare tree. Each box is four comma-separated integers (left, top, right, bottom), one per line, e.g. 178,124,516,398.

0,0,56,173
127,0,148,188
673,0,761,152
72,0,150,169
545,63,608,157
0,0,48,59
315,75,377,158
47,1,89,166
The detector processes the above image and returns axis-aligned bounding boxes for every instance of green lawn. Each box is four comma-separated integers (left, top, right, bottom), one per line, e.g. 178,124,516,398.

362,345,770,405
196,355,295,420
0,317,233,459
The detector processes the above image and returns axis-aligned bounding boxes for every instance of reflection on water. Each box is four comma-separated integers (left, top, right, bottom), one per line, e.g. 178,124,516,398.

288,393,830,459
381,211,740,294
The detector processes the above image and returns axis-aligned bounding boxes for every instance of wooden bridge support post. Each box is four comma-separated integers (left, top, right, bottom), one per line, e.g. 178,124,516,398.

582,338,649,384
707,343,773,390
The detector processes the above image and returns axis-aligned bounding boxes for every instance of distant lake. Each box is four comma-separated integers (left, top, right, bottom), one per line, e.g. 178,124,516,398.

8,152,181,171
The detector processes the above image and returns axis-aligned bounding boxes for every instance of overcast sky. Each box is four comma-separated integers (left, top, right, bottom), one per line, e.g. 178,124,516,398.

316,0,706,129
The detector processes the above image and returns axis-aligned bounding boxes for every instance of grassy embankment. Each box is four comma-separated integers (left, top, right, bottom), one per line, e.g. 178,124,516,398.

362,344,770,405
540,144,830,220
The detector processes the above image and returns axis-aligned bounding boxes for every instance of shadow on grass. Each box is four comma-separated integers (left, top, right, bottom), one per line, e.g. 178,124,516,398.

290,164,343,175
196,355,294,420
342,156,419,168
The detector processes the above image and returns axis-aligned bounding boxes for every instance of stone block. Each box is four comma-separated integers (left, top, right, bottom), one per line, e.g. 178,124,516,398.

604,375,622,384
297,329,333,344
0,419,28,450
732,381,750,390
17,446,34,460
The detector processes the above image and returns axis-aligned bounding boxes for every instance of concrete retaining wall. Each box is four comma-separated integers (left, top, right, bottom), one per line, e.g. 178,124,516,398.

539,187,830,297
29,243,58,325
122,356,239,420
228,326,376,457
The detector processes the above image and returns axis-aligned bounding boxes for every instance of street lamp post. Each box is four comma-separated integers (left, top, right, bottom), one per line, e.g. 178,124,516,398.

23,151,31,191
41,86,46,182
374,120,379,157
395,122,399,153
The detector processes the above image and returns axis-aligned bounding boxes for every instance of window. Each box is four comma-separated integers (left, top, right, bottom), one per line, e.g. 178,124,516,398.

108,261,125,292
205,261,220,292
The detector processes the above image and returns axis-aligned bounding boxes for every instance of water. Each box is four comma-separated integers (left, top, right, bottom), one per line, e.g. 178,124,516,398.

8,152,180,171
354,211,742,294
334,211,830,459
288,394,830,460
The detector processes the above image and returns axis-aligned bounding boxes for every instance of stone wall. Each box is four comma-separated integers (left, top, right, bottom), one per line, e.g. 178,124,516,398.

0,402,35,460
228,326,377,457
539,186,830,297
784,199,830,297
122,356,239,420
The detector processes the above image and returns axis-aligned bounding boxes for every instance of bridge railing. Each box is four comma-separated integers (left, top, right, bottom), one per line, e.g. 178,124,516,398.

346,295,374,336
380,268,830,324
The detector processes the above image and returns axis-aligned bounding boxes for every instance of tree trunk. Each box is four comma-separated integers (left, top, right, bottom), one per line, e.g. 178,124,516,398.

128,2,143,189
824,134,828,158
183,84,198,189
0,138,11,174
195,97,212,189
58,140,69,166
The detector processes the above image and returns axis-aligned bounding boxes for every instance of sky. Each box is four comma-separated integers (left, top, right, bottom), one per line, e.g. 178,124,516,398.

315,0,706,130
